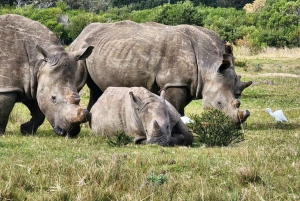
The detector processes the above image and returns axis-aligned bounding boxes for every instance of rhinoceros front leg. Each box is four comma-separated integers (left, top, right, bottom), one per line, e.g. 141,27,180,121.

171,120,193,146
164,87,188,116
86,76,103,111
20,100,45,135
0,93,17,134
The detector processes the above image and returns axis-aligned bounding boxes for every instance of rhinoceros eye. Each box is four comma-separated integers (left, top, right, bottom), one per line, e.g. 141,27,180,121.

217,101,222,108
51,96,57,103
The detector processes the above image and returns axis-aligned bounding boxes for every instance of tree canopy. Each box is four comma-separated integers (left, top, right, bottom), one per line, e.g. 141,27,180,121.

1,0,300,50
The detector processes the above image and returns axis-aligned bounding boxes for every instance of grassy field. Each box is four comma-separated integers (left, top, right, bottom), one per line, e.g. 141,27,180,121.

0,48,300,200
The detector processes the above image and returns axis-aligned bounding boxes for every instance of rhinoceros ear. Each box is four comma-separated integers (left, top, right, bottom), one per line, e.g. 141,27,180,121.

218,59,231,73
36,44,50,61
73,46,94,61
223,54,234,68
225,44,233,55
129,92,143,109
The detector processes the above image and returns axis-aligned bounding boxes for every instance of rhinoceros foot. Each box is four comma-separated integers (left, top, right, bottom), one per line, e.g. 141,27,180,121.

20,121,36,135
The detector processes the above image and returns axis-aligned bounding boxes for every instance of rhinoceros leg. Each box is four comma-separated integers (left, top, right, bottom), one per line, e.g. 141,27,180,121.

172,120,193,146
0,93,17,134
20,100,45,135
86,76,103,111
165,87,189,116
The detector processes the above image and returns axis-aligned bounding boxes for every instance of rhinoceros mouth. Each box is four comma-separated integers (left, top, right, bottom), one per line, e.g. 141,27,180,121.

53,126,66,136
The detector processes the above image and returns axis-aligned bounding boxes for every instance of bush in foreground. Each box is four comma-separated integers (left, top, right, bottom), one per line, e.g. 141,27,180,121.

187,108,244,147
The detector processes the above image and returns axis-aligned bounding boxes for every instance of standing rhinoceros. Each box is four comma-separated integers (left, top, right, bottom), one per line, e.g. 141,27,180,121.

0,14,94,136
70,20,250,124
90,87,193,146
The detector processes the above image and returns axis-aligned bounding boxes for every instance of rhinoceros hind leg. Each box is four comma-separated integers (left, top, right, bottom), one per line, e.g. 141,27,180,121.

165,87,188,116
21,100,45,135
0,93,17,134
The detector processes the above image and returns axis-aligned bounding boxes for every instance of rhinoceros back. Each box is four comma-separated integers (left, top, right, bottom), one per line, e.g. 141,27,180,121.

70,21,227,98
0,14,60,96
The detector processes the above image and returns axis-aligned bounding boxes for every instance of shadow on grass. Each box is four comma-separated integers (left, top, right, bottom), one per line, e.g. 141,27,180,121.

243,122,300,131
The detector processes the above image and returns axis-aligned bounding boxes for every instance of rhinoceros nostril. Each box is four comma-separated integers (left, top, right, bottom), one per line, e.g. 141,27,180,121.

67,92,81,104
231,99,241,108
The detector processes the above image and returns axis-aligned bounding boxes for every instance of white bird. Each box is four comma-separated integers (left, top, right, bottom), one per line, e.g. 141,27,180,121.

265,108,288,123
180,116,195,124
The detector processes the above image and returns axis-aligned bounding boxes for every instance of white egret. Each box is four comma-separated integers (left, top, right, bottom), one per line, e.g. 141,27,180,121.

180,116,195,124
265,108,288,123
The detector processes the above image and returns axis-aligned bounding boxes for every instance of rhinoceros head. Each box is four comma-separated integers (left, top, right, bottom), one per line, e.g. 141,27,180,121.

35,45,94,137
202,54,250,124
129,91,182,146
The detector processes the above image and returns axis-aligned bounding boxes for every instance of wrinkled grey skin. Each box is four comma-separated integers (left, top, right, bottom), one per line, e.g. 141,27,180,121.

70,21,250,124
90,87,193,146
0,14,93,136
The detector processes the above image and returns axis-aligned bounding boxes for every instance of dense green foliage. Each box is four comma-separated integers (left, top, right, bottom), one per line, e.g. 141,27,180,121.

188,109,244,147
1,0,254,10
1,0,300,50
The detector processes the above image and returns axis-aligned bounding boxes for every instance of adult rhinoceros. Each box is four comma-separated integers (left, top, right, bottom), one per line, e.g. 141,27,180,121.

90,87,193,146
0,14,93,136
70,20,250,124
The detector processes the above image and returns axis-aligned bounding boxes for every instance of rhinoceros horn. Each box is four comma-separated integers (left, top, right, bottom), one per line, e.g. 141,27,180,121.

153,120,160,131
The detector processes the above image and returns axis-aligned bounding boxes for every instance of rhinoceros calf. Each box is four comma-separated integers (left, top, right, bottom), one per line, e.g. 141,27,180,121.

70,20,250,124
0,14,94,136
90,87,193,146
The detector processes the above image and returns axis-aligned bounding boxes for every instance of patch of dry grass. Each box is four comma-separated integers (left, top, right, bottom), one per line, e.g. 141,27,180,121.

234,46,300,60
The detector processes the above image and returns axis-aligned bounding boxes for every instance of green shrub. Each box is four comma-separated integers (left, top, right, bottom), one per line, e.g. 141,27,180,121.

235,59,247,67
253,63,263,72
106,130,133,147
146,172,168,186
187,109,244,147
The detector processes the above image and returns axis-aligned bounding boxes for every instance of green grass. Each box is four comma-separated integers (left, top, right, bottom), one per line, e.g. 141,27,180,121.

1,56,300,200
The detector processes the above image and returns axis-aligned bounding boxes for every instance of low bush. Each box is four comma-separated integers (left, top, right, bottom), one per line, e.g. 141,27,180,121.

187,108,244,147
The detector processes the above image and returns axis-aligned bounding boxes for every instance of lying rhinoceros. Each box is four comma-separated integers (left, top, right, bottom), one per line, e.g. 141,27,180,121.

70,20,250,124
90,87,193,146
0,14,93,136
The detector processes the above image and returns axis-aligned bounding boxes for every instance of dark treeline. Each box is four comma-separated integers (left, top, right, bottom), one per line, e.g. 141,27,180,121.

1,0,300,51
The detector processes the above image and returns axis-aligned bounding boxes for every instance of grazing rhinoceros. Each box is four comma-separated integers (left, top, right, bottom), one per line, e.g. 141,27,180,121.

90,87,193,146
0,14,94,136
70,20,250,124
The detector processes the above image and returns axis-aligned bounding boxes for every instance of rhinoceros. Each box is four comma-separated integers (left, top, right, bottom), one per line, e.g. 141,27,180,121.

90,87,193,146
70,20,250,124
0,14,94,136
